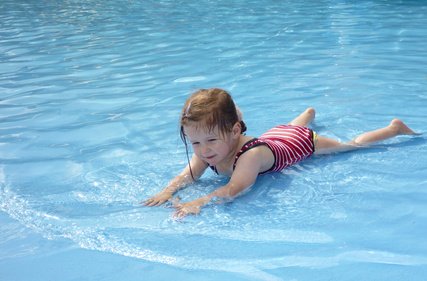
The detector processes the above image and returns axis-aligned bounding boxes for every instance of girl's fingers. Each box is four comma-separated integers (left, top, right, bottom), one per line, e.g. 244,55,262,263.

173,210,187,219
170,197,182,208
157,200,168,206
143,198,161,207
142,199,152,206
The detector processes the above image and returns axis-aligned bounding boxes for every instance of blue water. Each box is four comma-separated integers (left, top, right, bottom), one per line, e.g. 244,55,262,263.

1,0,427,280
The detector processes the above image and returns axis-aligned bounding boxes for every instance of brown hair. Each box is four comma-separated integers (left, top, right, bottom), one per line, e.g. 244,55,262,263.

180,88,243,136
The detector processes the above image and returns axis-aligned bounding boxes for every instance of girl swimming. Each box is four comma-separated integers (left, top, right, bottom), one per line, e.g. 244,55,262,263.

144,88,418,218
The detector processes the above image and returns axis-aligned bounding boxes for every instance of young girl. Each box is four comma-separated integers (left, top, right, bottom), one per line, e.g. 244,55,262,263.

144,88,418,218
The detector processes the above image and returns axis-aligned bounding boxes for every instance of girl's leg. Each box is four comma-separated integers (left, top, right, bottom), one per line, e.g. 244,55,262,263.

288,107,316,127
352,119,417,145
315,119,418,155
314,136,356,154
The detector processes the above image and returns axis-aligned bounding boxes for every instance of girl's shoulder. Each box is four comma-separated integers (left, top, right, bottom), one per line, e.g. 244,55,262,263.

234,136,275,173
236,135,268,155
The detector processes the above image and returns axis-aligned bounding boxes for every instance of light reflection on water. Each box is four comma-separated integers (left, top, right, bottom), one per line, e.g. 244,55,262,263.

1,0,427,280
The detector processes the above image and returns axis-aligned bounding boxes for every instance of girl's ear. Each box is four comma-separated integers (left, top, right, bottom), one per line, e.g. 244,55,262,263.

232,122,242,138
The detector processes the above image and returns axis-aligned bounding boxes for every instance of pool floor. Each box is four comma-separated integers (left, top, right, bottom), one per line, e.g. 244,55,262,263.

1,0,427,280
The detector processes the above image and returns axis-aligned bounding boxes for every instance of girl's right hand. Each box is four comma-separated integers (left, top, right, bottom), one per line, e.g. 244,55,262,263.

143,190,173,207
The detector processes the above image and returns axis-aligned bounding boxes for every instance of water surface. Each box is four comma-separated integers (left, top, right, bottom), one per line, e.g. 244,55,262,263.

1,1,427,280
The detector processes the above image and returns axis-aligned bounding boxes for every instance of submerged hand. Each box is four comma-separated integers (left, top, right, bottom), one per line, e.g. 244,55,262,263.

173,197,207,218
143,190,173,207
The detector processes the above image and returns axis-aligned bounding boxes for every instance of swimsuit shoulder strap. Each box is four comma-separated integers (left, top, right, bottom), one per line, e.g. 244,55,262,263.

209,165,219,175
233,138,267,170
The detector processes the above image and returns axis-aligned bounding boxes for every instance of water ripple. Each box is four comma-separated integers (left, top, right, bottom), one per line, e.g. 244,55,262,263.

1,0,427,280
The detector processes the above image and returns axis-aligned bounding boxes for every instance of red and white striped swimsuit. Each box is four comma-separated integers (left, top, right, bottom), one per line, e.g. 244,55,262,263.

233,125,316,174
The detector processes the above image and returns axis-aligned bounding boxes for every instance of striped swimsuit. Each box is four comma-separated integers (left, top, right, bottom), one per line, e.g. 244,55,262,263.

209,125,316,175
227,125,315,175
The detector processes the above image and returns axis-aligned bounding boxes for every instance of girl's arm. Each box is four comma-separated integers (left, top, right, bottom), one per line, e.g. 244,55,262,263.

143,154,208,206
173,148,263,217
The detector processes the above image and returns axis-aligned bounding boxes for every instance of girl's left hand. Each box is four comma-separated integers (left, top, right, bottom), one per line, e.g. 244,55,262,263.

173,197,206,218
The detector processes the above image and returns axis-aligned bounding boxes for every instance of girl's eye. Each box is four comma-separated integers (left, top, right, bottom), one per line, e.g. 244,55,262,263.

208,139,217,142
191,142,200,146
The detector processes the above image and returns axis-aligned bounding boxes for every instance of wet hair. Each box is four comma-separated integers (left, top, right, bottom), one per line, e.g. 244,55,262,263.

179,88,247,180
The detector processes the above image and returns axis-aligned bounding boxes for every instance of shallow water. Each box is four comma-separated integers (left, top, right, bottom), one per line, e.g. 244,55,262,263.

1,0,427,280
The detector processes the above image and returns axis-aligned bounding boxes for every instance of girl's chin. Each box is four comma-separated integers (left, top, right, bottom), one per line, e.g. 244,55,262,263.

204,157,218,165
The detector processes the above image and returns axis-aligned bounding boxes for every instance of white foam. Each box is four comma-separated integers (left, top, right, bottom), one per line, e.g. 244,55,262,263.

2,186,427,281
0,166,5,184
173,76,206,83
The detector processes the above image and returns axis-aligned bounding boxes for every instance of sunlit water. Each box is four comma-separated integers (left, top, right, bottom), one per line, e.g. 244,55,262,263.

1,1,427,280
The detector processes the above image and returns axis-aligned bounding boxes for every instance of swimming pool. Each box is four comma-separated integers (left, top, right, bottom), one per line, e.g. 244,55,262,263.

1,0,426,280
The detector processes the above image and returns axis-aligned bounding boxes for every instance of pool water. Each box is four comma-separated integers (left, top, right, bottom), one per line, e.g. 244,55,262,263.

1,0,427,280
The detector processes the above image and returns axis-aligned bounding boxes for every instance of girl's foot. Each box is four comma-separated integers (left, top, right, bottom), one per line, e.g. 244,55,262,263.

390,119,419,135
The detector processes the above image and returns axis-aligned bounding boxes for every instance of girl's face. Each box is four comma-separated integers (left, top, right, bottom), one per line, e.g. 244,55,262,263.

183,124,237,166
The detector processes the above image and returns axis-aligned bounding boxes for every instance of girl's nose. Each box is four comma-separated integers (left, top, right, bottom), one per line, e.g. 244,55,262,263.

200,144,211,155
